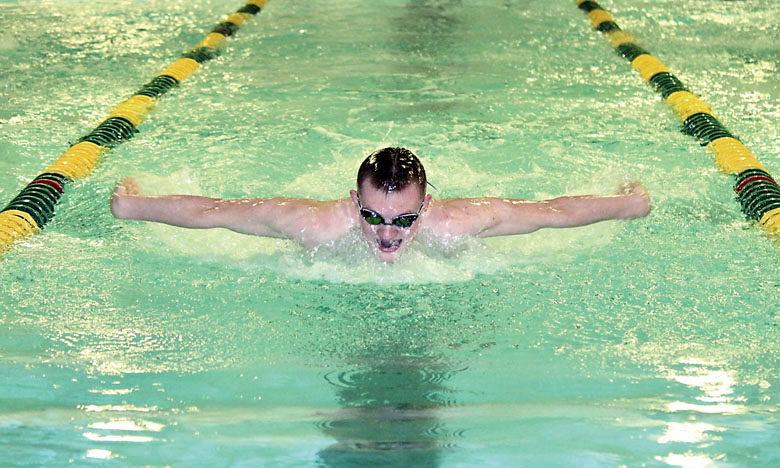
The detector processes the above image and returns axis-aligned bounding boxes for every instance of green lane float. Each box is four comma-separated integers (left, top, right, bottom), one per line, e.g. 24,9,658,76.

0,0,268,253
575,0,780,236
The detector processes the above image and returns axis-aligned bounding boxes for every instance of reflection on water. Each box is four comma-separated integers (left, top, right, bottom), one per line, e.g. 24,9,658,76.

313,282,467,468
656,359,743,468
317,353,463,468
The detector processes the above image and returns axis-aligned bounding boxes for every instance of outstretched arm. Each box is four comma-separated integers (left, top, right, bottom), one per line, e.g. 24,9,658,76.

430,182,651,238
110,177,353,247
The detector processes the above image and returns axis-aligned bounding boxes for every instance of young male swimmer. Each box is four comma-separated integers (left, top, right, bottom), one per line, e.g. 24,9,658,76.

111,147,651,263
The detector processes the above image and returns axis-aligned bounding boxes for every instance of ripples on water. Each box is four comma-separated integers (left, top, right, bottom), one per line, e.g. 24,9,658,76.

1,0,779,466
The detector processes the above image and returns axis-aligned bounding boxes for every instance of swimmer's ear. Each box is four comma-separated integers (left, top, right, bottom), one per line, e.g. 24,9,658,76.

349,189,359,206
422,193,432,211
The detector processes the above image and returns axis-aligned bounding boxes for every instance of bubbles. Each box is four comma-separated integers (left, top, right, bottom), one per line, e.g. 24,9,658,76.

126,214,622,286
113,154,630,287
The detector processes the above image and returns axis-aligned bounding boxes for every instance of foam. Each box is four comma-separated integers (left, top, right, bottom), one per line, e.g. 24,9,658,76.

125,168,622,284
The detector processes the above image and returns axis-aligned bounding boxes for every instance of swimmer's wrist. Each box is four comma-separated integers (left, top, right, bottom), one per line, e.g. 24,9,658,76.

110,191,144,219
625,191,651,218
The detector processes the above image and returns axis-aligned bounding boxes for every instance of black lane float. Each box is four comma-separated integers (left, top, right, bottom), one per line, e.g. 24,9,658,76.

0,0,268,253
575,0,780,235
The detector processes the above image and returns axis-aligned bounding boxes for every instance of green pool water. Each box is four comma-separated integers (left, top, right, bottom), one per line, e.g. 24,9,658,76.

1,0,778,466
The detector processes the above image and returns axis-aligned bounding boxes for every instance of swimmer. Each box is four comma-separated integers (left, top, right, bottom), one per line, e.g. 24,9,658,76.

111,147,651,263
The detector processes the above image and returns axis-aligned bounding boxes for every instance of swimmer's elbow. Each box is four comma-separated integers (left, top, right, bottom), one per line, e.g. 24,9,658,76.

474,216,541,237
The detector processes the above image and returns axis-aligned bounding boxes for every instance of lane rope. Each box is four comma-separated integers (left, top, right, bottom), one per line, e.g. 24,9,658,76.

0,0,268,253
575,0,780,236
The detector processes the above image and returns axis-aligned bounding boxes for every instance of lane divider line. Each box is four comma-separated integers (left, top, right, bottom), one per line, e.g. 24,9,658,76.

0,0,268,254
575,0,780,236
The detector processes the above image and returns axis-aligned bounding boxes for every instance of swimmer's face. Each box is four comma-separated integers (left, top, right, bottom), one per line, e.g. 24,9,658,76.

350,184,431,263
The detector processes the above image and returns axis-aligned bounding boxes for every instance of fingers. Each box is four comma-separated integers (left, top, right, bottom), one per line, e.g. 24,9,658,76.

115,177,141,197
618,181,646,196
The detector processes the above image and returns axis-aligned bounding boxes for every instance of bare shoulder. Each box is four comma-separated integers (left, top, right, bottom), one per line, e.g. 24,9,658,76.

286,197,357,247
423,198,497,237
424,197,548,238
222,196,356,247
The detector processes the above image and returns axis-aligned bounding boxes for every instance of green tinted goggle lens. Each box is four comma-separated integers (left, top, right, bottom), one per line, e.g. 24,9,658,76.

363,213,383,225
393,215,416,228
356,194,424,229
360,208,418,228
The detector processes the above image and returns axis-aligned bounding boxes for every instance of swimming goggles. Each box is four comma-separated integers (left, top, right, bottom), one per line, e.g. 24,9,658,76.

356,194,424,228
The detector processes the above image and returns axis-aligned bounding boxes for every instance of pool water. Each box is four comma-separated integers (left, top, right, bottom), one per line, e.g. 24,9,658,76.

1,0,778,466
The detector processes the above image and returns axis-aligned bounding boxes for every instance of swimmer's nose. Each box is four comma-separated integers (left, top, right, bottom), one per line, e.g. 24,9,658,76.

376,224,400,238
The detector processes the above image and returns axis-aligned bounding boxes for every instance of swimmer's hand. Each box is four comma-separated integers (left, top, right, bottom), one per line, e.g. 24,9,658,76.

617,181,651,218
113,177,142,197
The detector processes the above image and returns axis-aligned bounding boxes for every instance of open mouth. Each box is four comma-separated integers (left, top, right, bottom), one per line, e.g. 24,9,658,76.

377,239,402,252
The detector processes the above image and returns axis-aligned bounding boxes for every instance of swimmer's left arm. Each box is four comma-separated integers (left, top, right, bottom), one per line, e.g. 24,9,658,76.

433,182,651,237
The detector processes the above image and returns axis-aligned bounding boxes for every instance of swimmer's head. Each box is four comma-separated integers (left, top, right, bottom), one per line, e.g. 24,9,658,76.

356,147,427,196
352,147,431,263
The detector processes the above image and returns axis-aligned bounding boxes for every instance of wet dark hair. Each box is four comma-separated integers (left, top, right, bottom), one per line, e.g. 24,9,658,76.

356,147,427,194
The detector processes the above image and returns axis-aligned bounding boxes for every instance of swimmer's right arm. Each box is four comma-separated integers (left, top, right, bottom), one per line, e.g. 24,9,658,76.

111,177,352,245
111,177,284,236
